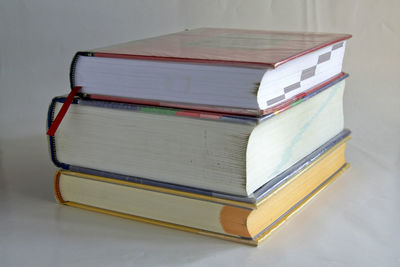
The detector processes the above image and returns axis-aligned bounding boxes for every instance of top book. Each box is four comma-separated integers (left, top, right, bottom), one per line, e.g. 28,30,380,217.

71,28,351,115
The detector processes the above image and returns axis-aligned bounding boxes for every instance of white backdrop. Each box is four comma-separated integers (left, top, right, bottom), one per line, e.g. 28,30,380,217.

0,1,399,266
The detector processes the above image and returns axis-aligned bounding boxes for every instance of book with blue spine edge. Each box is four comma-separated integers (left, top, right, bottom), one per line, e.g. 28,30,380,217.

48,73,349,199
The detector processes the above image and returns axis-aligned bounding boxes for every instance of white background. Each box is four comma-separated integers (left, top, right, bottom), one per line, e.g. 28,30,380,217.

0,1,399,266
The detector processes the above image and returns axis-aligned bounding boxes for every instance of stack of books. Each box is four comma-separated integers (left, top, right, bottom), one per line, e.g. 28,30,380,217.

47,28,352,246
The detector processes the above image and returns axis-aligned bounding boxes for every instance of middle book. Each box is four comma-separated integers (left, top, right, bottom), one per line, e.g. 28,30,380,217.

48,74,347,197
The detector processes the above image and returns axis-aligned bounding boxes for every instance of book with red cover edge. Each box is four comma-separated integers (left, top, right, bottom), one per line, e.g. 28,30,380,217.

75,28,351,69
69,28,351,113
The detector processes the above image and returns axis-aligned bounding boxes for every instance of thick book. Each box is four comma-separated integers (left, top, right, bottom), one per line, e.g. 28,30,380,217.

48,75,347,196
71,28,351,115
54,130,350,246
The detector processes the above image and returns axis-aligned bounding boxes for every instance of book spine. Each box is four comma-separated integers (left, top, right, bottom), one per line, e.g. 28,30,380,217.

53,171,65,203
47,97,72,170
69,51,92,90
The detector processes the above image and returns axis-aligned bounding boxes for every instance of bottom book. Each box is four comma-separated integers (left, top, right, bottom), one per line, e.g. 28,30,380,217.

54,130,350,246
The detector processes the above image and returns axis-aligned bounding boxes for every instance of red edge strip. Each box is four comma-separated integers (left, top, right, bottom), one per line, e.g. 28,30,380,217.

176,110,222,119
47,86,82,136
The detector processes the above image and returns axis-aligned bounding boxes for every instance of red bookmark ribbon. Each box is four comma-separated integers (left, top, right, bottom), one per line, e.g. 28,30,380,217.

47,86,82,136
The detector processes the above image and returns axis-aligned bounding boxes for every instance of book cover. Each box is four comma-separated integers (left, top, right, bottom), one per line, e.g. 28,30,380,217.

79,28,351,68
69,28,351,114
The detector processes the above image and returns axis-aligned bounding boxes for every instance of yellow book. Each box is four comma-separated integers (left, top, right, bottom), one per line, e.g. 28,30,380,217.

54,130,350,246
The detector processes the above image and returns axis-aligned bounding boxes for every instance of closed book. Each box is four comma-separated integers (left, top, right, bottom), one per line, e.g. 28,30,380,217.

71,28,351,115
54,130,350,246
48,74,347,196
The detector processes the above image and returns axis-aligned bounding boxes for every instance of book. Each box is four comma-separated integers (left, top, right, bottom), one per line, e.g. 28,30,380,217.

48,75,347,196
54,130,350,246
71,28,351,115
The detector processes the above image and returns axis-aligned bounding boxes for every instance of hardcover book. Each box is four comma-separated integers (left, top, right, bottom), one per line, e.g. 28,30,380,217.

70,28,351,115
54,129,351,246
48,75,347,196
